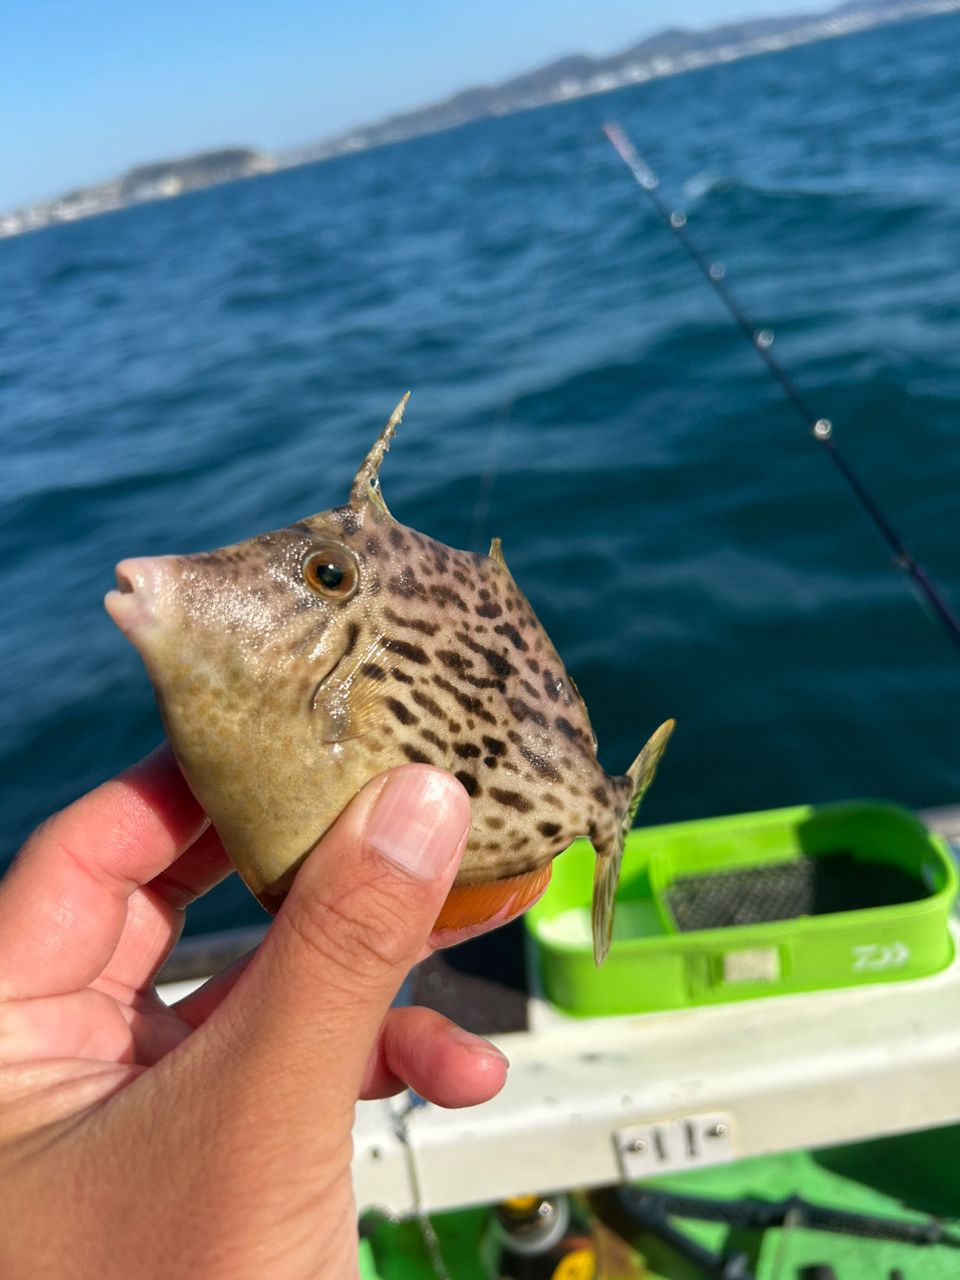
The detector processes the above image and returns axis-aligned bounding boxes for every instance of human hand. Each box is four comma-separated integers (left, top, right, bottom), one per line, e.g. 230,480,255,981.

0,749,507,1278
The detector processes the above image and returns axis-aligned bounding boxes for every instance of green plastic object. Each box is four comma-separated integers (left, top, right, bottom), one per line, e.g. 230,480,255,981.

357,1239,384,1279
526,802,957,1018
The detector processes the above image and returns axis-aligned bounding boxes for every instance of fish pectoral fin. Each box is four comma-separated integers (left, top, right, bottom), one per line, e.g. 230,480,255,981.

316,676,391,743
315,636,393,743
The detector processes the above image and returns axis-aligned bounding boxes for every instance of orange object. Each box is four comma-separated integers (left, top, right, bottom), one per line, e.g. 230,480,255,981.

434,865,552,934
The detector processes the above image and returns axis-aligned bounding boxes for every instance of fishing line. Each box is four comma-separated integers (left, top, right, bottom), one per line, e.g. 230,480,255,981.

392,1096,452,1280
603,119,960,655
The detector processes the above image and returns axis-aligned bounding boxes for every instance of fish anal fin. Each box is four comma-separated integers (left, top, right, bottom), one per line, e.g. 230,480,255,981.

591,843,622,968
591,718,676,965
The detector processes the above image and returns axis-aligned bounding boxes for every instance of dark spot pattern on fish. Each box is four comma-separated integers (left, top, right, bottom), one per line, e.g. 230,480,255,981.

402,744,432,764
508,696,547,727
430,584,469,612
519,745,561,782
437,649,473,676
556,715,582,742
383,607,439,636
538,821,562,838
433,675,496,724
462,673,507,692
457,632,514,678
453,742,481,759
411,688,445,719
494,622,527,652
386,697,417,726
490,787,534,813
454,770,479,796
383,637,429,664
389,570,426,600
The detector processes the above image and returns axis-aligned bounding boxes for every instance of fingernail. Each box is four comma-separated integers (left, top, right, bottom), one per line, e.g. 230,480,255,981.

366,768,471,880
450,1025,510,1065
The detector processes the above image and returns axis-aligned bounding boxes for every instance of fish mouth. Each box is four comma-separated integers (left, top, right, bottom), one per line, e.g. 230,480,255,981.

105,559,163,642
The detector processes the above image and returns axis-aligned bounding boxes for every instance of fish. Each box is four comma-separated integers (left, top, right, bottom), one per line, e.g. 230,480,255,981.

105,395,673,963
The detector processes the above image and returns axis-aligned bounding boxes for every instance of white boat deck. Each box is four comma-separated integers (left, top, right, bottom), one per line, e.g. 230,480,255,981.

159,806,960,1216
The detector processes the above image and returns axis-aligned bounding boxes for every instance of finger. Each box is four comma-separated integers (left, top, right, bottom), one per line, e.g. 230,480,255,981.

0,745,207,999
95,826,235,999
175,766,471,1145
359,1005,508,1107
168,946,257,1028
147,822,234,912
175,970,511,1108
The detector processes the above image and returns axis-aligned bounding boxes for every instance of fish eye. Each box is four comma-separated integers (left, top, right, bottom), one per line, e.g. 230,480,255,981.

302,544,360,600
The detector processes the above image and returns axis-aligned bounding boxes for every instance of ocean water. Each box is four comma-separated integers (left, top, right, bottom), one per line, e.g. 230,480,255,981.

2,12,960,936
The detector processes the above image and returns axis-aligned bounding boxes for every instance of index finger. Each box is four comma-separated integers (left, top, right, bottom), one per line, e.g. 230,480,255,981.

0,746,208,999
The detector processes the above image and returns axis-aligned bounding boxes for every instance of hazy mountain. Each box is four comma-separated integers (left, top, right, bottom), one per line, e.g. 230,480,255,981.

4,0,957,237
286,0,955,165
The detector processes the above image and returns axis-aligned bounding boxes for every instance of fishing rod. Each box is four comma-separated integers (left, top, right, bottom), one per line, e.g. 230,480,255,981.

603,120,960,656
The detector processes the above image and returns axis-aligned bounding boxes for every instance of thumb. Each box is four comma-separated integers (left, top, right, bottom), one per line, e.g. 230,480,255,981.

190,766,471,1124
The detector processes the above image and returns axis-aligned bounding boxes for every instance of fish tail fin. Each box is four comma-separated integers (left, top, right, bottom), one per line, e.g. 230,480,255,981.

591,718,675,966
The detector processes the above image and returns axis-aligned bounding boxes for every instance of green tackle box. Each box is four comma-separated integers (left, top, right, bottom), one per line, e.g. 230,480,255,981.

525,802,958,1018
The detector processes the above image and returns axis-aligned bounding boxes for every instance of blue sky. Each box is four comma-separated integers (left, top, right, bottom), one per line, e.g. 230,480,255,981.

5,0,830,210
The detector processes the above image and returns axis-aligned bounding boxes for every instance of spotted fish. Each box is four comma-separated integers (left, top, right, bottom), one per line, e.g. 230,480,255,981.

106,396,673,963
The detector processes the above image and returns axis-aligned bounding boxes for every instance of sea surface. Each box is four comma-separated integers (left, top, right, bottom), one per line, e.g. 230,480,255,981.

2,12,960,936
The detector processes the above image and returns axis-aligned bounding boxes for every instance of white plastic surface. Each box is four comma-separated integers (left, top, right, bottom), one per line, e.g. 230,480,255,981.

354,919,960,1215
154,816,960,1219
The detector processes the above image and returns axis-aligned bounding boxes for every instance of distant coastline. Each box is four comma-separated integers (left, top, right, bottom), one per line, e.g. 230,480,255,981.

3,0,958,240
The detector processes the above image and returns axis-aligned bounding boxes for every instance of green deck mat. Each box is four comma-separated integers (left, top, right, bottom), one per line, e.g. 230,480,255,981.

362,1125,960,1278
